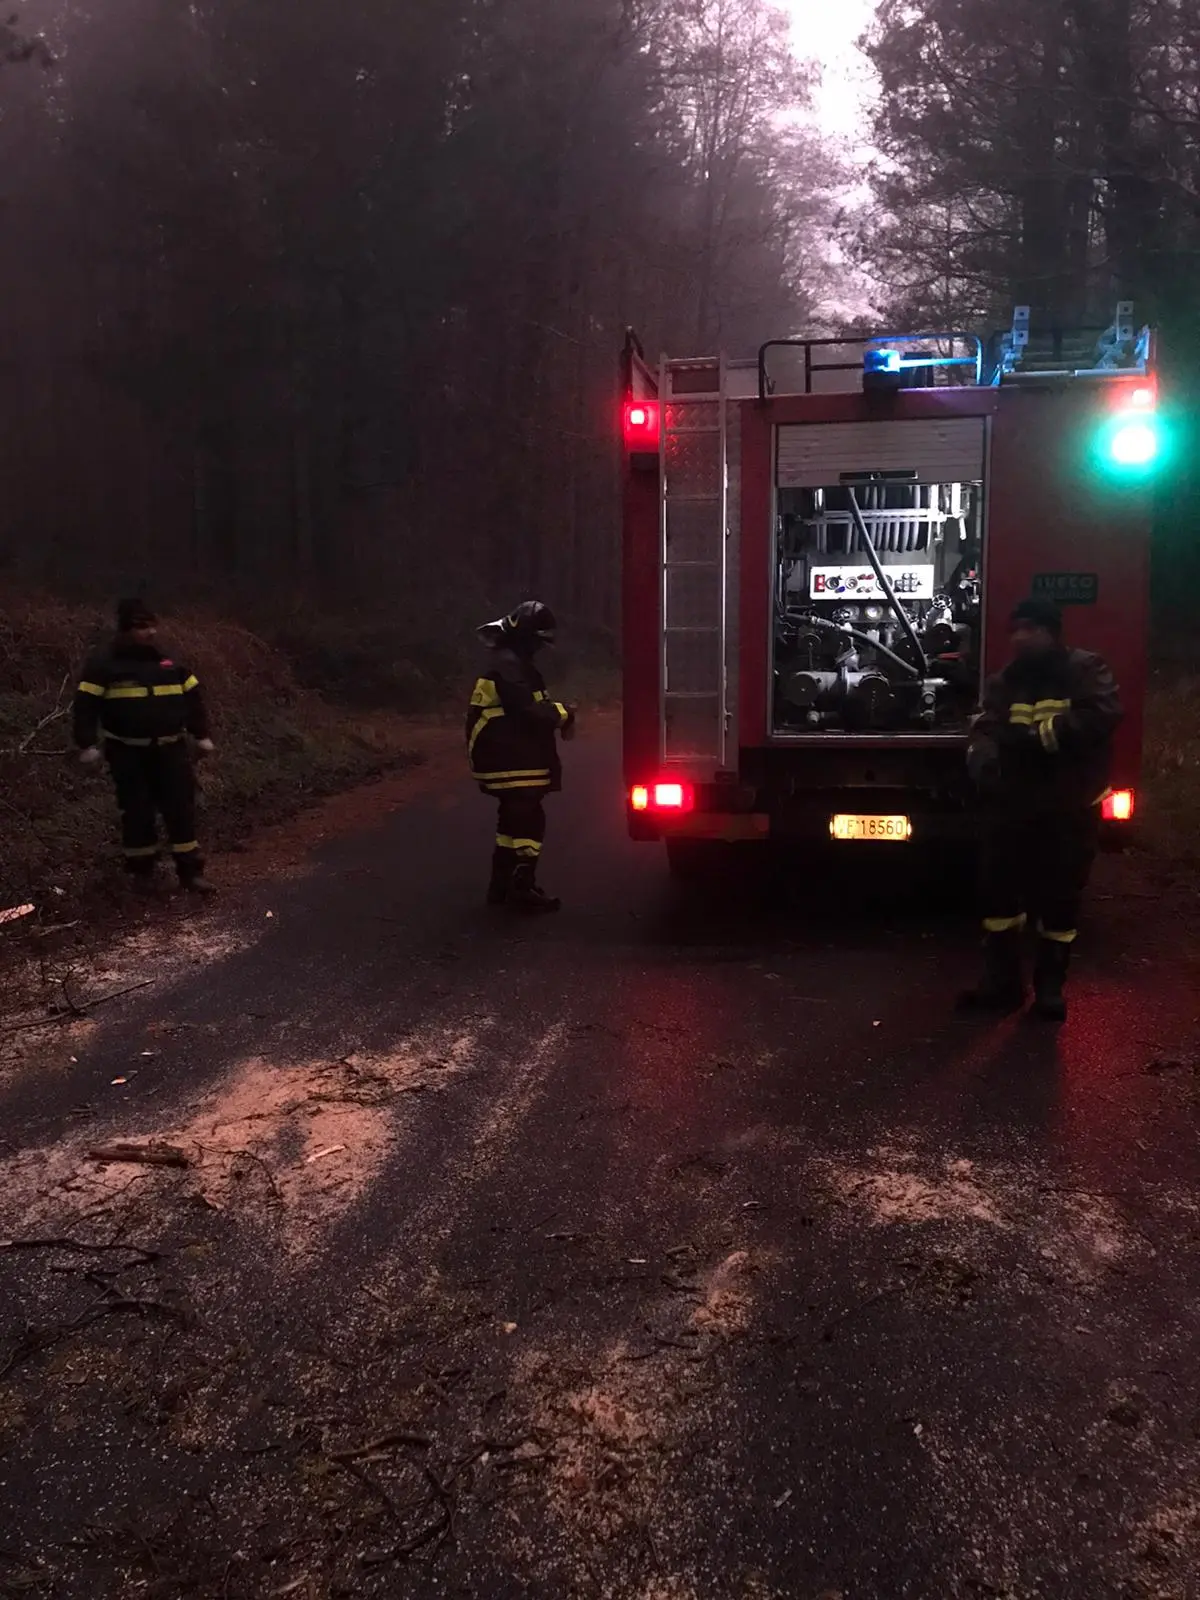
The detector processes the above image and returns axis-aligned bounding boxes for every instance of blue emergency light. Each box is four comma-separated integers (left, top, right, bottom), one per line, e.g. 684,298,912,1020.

864,348,901,376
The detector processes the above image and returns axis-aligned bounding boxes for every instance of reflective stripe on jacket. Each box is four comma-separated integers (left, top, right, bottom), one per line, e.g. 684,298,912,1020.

73,638,209,748
466,648,570,794
969,647,1121,812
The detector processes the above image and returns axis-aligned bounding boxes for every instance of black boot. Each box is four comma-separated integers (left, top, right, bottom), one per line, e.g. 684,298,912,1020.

176,860,217,896
509,861,560,914
180,874,218,896
487,850,515,907
1032,937,1071,1021
956,929,1025,1013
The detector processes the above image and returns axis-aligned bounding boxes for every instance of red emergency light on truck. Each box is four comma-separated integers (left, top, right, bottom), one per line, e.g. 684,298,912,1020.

620,308,1158,873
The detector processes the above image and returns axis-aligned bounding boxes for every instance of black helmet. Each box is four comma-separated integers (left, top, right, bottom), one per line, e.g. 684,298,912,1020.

1010,597,1063,638
116,597,158,632
478,600,557,653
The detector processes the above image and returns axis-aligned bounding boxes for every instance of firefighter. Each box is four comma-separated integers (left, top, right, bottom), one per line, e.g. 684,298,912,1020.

73,599,217,895
467,601,575,913
959,597,1121,1021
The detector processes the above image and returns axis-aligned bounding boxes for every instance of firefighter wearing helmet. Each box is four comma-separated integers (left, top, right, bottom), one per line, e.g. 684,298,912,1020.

466,601,576,912
73,598,217,895
958,597,1121,1021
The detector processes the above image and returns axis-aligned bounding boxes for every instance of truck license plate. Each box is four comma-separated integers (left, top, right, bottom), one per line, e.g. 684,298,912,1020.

830,814,913,842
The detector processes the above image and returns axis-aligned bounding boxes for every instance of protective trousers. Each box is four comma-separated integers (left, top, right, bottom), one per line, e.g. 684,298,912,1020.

980,806,1099,944
106,742,204,879
493,790,547,875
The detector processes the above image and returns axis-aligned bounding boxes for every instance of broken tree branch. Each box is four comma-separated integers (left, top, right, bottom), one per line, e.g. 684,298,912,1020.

88,1142,191,1169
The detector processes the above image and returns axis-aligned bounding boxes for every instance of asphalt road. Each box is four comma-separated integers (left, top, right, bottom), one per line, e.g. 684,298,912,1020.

2,727,1199,1600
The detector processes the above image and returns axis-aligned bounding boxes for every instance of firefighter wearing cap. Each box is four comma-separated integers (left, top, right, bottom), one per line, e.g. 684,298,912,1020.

959,597,1121,1020
467,601,575,912
73,599,216,894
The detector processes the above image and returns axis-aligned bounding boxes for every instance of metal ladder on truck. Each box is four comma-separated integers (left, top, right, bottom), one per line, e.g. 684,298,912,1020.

659,355,740,768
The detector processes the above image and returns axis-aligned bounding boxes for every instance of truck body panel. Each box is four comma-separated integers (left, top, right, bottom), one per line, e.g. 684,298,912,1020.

621,320,1153,853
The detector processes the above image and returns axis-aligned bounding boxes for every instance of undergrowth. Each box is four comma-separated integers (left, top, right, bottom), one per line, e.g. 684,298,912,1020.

0,590,423,914
1143,673,1200,865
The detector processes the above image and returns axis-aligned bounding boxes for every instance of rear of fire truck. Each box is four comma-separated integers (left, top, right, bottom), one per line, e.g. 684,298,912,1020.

620,309,1158,873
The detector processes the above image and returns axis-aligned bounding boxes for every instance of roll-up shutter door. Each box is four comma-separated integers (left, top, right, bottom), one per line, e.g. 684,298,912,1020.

777,418,986,488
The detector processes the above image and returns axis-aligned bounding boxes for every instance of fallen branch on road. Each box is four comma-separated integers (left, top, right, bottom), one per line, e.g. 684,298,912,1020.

88,1141,191,1169
0,1236,162,1266
1,979,155,1037
327,1430,432,1462
0,1285,186,1381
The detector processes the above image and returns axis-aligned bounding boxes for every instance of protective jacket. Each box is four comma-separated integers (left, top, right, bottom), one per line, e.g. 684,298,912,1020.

467,647,571,795
969,647,1121,813
73,638,209,748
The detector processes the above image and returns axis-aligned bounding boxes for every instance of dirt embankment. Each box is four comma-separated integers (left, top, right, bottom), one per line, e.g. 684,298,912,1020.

0,591,437,916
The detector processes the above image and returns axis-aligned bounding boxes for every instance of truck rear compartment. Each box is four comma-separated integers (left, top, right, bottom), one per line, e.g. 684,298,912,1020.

771,418,987,740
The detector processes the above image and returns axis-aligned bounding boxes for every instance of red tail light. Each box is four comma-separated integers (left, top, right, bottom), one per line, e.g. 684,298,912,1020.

623,400,660,450
653,782,688,810
629,781,694,814
1101,788,1135,822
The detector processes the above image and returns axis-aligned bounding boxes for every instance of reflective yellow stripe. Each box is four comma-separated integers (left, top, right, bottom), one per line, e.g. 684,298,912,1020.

476,768,551,781
467,706,504,759
486,778,551,790
470,677,501,709
496,834,516,849
983,914,1027,933
153,683,185,697
77,680,106,697
532,690,546,702
170,841,200,854
182,675,199,693
554,702,569,724
105,685,150,699
123,845,160,858
1039,926,1077,945
103,732,183,746
1038,717,1059,752
1011,697,1069,731
510,838,542,857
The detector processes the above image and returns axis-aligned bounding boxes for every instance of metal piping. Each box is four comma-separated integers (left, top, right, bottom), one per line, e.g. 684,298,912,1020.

800,616,922,681
845,488,930,676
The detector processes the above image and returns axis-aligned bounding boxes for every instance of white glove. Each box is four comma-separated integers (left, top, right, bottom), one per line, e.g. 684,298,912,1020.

195,738,215,755
78,746,103,767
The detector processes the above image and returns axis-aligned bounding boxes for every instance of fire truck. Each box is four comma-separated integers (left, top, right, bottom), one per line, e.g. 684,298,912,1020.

620,308,1158,874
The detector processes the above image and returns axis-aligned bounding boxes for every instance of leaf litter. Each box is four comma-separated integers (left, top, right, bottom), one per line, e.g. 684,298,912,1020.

0,1022,492,1253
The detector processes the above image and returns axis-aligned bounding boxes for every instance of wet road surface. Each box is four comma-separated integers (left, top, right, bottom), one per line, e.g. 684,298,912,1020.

2,728,1199,1599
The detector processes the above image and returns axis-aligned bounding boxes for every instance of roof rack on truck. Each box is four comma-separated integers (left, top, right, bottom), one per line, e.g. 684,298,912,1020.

751,303,1154,403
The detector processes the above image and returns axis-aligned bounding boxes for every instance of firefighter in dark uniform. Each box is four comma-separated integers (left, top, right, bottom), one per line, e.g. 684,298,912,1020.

73,599,216,894
959,597,1121,1020
467,601,575,913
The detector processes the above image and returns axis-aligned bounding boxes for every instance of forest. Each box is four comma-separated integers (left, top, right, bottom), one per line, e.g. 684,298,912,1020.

1,0,1197,632
0,0,841,637
861,0,1200,624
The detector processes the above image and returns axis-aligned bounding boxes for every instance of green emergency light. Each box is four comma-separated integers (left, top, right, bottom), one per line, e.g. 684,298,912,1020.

1094,384,1165,478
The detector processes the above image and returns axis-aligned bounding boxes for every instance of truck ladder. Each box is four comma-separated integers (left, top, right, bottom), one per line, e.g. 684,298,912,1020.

660,355,732,766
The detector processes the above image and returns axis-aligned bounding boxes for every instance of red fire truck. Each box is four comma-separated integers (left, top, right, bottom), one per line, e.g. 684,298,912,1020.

620,309,1158,874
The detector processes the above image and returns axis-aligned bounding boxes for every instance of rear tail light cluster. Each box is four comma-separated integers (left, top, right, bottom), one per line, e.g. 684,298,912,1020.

630,782,694,814
623,400,661,451
1103,382,1161,472
1101,788,1135,823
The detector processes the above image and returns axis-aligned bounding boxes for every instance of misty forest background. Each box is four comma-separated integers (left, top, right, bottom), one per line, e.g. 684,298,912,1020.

1,0,1199,651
